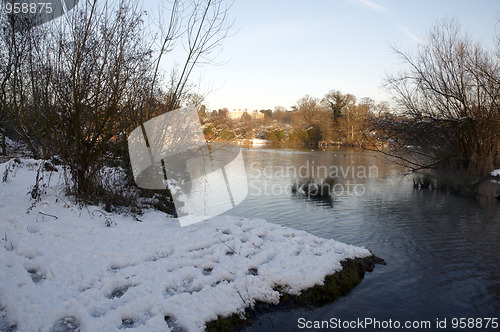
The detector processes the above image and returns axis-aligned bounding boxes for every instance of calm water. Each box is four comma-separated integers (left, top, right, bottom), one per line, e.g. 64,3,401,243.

222,147,500,331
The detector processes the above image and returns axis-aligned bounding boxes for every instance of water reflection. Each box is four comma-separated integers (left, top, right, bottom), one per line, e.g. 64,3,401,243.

222,147,500,331
291,192,336,209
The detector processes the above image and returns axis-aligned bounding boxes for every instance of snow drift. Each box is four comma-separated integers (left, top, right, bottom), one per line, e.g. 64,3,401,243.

0,159,370,331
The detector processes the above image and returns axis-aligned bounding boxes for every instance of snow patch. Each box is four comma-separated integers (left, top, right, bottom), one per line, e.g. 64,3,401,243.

0,159,370,331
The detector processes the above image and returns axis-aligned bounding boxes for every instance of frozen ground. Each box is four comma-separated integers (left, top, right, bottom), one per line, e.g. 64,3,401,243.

0,159,370,332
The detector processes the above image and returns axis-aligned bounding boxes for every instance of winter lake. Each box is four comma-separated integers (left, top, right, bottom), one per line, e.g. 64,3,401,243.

223,146,500,331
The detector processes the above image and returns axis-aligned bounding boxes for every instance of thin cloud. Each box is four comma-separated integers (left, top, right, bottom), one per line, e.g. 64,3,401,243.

348,0,388,14
399,26,427,45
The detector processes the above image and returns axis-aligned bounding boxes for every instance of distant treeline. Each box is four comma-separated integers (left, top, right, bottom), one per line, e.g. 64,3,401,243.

199,91,391,148
201,19,500,183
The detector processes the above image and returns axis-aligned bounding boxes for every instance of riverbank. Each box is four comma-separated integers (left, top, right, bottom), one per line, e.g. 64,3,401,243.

0,159,378,331
206,255,385,331
210,138,376,150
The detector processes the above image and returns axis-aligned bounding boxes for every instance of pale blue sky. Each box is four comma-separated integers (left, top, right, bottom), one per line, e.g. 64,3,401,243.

147,0,500,111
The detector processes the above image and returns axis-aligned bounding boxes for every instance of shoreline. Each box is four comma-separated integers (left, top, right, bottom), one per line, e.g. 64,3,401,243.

206,255,386,331
0,158,381,331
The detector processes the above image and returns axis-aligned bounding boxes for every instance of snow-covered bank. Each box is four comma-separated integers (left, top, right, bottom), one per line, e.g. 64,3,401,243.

0,159,371,332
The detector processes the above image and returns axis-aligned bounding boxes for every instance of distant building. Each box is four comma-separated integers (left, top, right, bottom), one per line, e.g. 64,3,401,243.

227,109,264,120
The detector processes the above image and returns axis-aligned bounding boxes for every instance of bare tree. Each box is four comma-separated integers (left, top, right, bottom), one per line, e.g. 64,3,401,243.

0,9,45,158
374,101,390,118
0,0,233,202
295,95,323,126
151,0,232,113
35,0,155,198
184,92,206,111
376,19,500,176
293,95,325,146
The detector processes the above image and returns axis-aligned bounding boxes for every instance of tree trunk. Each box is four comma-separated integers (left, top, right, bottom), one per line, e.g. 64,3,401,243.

1,128,6,156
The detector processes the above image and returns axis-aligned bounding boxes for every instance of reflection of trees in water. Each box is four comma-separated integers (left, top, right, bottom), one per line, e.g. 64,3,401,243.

476,180,500,208
290,177,337,209
291,193,335,209
290,176,337,208
363,182,500,265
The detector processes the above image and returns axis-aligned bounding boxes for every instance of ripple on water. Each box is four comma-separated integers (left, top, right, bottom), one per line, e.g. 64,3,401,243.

226,148,500,330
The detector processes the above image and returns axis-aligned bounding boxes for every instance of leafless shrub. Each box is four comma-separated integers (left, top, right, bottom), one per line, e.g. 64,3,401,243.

374,19,500,177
